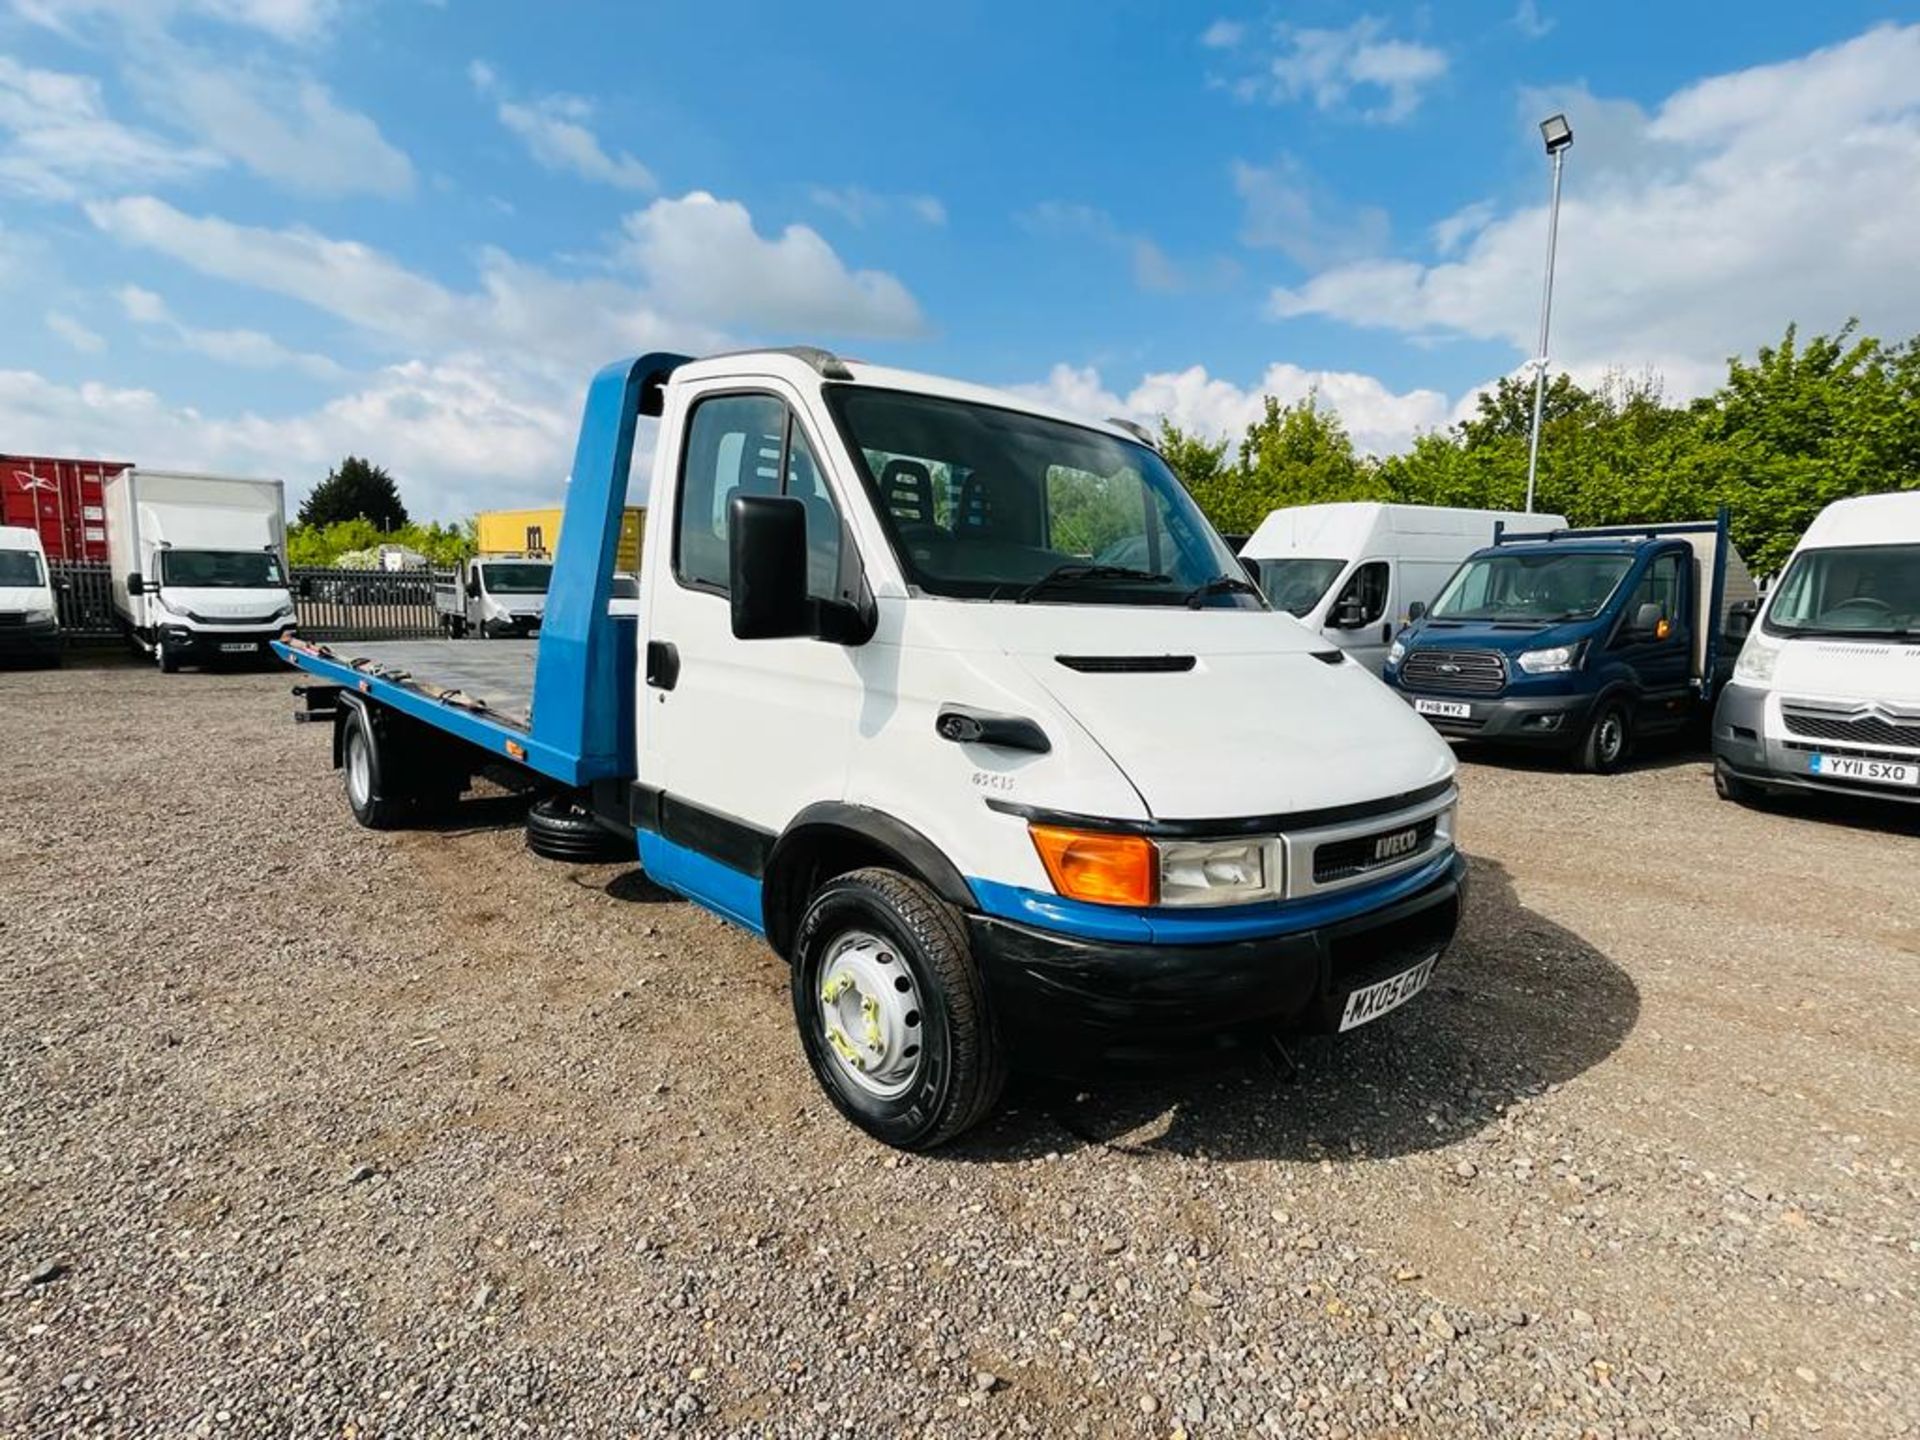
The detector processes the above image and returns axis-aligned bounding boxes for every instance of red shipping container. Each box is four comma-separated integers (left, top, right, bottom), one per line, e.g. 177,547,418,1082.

0,453,131,562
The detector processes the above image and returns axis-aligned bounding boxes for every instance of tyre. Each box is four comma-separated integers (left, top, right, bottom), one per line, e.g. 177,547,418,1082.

1713,759,1760,806
524,793,632,862
340,703,409,829
1574,698,1631,774
155,638,180,674
790,867,1005,1151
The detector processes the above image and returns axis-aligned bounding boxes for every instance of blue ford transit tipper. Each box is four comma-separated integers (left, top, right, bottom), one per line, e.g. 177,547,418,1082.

1383,509,1755,772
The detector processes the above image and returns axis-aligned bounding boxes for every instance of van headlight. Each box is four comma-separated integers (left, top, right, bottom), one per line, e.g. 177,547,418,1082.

1028,827,1284,908
1385,639,1406,668
24,606,56,624
1517,642,1584,674
1157,837,1284,907
1733,638,1778,684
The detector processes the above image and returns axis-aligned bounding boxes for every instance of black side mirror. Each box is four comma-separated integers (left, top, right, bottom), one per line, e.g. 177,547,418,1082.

728,493,811,641
1239,555,1263,586
1406,599,1427,623
1633,601,1665,635
298,577,314,599
125,571,143,595
465,575,480,598
1332,600,1365,629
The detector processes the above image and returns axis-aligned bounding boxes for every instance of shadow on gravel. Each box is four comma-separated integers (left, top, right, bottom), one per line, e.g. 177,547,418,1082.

954,855,1640,1165
604,869,687,906
1453,735,1702,776
412,793,533,833
1731,789,1920,838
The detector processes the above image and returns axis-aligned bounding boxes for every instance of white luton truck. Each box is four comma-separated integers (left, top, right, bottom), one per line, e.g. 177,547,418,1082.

104,469,296,672
273,349,1468,1149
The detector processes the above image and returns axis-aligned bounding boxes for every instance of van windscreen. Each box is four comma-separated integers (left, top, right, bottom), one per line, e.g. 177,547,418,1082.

160,550,285,588
1764,543,1920,640
1430,551,1633,623
1251,557,1344,616
0,549,45,587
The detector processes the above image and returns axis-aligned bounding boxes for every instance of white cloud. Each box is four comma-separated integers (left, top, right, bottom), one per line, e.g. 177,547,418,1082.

1019,201,1228,294
1512,0,1553,40
471,62,654,192
1232,155,1389,268
1228,16,1448,123
1020,361,1453,458
808,184,947,228
0,54,222,200
116,284,343,378
14,0,339,43
133,56,414,198
621,191,924,338
1199,19,1244,49
1270,23,1920,399
46,310,106,353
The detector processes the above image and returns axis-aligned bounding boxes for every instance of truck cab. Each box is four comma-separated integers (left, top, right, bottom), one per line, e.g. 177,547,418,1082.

1385,512,1754,772
1713,492,1920,807
0,524,61,664
277,348,1469,1149
437,554,552,638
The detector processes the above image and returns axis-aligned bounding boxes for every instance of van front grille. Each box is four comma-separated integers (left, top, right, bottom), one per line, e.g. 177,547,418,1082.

1400,648,1506,695
1313,818,1439,885
1781,704,1920,750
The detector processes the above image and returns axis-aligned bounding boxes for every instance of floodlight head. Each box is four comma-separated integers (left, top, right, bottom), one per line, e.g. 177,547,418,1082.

1540,113,1573,154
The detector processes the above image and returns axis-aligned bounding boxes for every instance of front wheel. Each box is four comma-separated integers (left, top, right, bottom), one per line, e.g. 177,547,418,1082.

1575,699,1631,774
1713,759,1761,806
155,637,180,674
791,868,1005,1151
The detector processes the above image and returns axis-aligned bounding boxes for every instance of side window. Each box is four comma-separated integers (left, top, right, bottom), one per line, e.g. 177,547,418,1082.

1331,561,1389,627
674,392,844,599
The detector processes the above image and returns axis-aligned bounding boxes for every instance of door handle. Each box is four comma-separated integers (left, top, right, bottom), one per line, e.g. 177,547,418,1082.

1381,622,1391,644
645,640,679,690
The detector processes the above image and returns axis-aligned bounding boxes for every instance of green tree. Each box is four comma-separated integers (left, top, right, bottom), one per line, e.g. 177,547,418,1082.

298,455,409,529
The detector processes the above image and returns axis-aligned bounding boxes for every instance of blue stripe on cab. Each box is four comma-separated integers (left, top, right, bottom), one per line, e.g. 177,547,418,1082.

637,832,766,935
969,849,1455,945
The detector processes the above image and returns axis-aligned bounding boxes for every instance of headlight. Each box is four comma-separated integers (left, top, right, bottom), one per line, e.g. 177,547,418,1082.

1027,827,1284,908
1517,642,1583,674
273,602,297,621
24,606,56,624
1733,639,1777,684
1386,639,1406,668
1157,837,1283,907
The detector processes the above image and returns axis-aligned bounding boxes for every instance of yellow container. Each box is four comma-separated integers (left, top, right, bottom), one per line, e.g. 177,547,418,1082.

476,506,646,573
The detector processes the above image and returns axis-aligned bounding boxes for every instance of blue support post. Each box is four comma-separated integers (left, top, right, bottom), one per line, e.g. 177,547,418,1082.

530,353,688,784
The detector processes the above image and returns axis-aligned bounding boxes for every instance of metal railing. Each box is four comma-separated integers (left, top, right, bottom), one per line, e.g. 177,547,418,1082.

47,561,454,645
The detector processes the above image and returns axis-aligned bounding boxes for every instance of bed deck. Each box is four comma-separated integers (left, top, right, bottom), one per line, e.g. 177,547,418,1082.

295,639,539,729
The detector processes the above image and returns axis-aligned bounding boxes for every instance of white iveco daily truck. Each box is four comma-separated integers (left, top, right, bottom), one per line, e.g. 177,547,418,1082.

104,469,296,672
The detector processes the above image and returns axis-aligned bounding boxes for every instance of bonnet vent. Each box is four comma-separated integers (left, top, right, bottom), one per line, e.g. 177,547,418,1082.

1055,655,1196,674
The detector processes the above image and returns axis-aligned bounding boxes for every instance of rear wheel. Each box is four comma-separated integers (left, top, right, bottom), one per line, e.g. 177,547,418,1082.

524,793,632,862
1575,699,1631,774
340,704,408,829
791,867,1005,1151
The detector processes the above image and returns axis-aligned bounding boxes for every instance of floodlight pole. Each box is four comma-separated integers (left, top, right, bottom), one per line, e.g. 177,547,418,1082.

1524,134,1568,514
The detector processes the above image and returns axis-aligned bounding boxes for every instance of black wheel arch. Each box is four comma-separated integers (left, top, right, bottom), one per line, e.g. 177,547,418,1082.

762,803,976,959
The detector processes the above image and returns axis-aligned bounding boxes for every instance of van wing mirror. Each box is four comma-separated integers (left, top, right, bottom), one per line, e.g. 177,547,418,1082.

1332,598,1365,629
1633,601,1665,635
728,493,812,641
298,576,314,599
1239,555,1263,587
125,570,144,595
465,573,480,598
1406,599,1426,623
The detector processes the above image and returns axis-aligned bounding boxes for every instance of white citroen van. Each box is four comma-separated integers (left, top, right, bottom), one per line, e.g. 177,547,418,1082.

1713,492,1920,806
1241,503,1566,672
0,524,61,664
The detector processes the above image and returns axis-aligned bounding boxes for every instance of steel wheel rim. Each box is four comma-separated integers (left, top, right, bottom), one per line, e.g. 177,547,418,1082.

816,928,925,1098
346,728,371,809
1598,712,1624,764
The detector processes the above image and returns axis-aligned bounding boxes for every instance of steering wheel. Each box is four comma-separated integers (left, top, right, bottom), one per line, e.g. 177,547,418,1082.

1821,596,1894,623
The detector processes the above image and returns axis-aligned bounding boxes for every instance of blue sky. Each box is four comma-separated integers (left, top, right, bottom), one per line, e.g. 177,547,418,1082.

1,0,1916,519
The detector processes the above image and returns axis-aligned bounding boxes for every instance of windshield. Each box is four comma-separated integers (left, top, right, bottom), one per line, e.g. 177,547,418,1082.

825,387,1259,607
1430,550,1633,622
1251,557,1345,617
480,562,551,595
160,549,285,589
0,549,45,588
1764,543,1920,639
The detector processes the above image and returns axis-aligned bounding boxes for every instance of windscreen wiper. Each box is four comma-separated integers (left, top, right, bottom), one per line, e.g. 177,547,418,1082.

1183,574,1264,607
1015,564,1171,603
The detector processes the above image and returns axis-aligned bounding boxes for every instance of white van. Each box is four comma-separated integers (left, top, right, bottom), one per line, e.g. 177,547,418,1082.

1713,492,1920,806
1241,503,1567,672
0,524,61,664
104,469,295,671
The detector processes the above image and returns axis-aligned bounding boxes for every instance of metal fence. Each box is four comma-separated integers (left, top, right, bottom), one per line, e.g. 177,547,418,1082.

48,560,453,645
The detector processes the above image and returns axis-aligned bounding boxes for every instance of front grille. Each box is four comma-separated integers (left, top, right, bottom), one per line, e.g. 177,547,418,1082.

1782,739,1914,765
1314,817,1439,886
0,612,24,627
1400,648,1506,695
1781,705,1920,750
186,610,284,626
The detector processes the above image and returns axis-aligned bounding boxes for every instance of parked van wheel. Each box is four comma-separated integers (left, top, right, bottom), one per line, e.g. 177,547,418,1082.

155,638,180,674
341,704,406,829
791,867,1005,1151
1576,700,1631,774
525,794,631,862
1713,759,1759,806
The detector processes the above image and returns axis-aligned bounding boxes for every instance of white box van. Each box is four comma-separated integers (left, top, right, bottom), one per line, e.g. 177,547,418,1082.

0,524,61,664
1241,503,1566,672
1713,492,1920,806
104,469,295,672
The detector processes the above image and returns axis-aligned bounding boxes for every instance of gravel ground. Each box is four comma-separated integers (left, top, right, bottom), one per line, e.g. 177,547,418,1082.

2,655,1916,1439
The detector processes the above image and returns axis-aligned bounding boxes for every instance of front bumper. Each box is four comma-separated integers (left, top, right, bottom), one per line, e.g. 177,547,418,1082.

0,620,61,658
482,615,542,638
160,625,293,662
1390,684,1595,747
1712,683,1920,806
969,851,1467,1068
